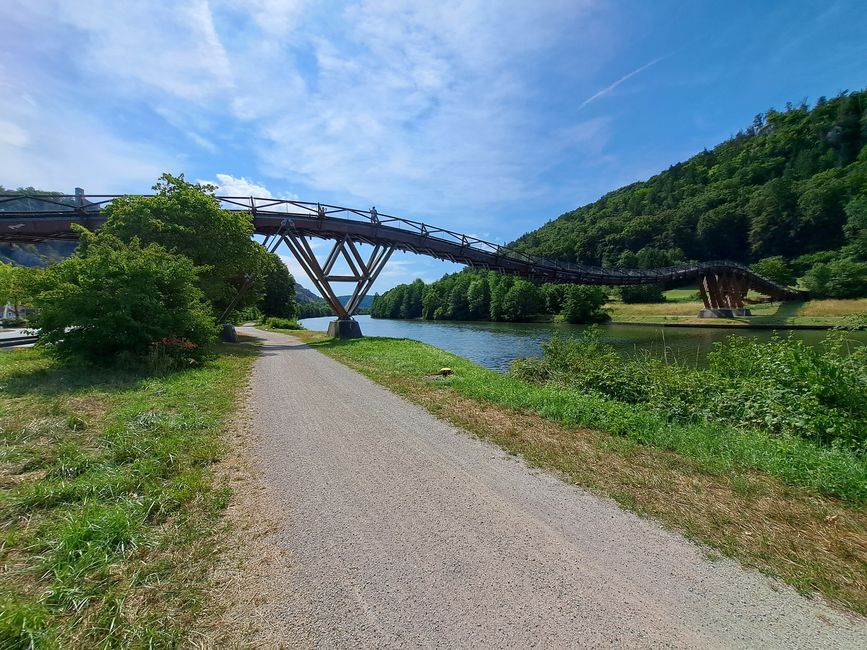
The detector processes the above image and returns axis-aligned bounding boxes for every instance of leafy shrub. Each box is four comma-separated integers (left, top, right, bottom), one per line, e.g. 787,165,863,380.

511,329,867,451
562,286,609,323
100,174,269,317
802,257,867,298
751,256,796,286
31,229,215,363
619,284,666,303
265,317,303,330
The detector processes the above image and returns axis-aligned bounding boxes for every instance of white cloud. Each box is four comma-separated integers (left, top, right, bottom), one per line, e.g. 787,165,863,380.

203,173,273,197
241,1,609,217
0,76,167,192
0,120,29,148
45,0,234,102
1,0,614,226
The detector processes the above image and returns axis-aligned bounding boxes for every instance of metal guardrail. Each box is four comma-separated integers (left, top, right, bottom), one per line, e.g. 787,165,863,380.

0,335,38,348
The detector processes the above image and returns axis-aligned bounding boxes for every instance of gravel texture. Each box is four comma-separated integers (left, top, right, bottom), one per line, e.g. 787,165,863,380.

241,327,867,649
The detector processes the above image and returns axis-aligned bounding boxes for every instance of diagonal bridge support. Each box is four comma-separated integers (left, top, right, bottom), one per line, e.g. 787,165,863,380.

280,230,395,338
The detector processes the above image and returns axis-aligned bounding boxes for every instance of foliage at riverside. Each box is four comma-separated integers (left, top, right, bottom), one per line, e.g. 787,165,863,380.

371,271,609,323
511,90,867,298
19,174,300,364
512,329,867,453
31,229,216,363
100,174,271,317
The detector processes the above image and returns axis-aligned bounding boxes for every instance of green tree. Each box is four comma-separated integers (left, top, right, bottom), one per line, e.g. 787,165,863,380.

259,254,298,319
488,275,513,321
750,256,796,287
500,280,541,321
466,277,490,319
101,174,268,316
31,229,215,362
562,285,609,324
0,263,39,319
802,258,867,298
843,195,867,259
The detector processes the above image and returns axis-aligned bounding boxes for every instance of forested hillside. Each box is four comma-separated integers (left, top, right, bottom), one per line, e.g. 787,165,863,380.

511,91,867,297
372,92,867,322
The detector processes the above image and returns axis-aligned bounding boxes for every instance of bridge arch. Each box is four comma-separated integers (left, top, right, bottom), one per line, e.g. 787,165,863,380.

0,193,804,336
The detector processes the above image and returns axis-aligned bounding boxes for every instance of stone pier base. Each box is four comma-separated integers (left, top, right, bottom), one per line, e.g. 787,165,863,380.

698,308,752,318
327,319,363,339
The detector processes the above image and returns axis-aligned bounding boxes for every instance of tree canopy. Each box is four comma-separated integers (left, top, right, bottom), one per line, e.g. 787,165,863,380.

101,174,269,316
371,271,608,324
258,253,298,319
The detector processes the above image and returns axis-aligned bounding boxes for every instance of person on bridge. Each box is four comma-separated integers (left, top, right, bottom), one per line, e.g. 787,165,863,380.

317,203,326,218
370,206,378,223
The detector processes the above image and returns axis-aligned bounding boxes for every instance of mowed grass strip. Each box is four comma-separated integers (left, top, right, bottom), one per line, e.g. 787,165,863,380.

0,342,257,648
608,295,867,326
300,334,867,615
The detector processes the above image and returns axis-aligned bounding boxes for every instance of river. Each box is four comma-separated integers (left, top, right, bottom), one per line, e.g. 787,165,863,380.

299,315,866,372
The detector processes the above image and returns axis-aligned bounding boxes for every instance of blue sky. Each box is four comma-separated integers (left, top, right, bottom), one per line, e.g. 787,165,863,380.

2,1,865,292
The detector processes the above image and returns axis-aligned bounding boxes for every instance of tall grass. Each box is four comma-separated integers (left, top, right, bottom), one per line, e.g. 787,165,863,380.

512,329,867,452
0,344,255,648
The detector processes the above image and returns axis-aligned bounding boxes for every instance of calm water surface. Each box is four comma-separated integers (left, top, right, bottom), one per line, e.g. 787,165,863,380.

300,315,866,372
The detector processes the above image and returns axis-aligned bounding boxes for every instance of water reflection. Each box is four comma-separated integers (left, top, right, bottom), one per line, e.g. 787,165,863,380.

300,315,865,372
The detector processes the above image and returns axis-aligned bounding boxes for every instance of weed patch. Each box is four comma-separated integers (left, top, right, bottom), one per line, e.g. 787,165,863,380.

0,342,256,647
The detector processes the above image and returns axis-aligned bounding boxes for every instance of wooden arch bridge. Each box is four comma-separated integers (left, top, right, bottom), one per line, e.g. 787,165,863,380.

0,192,803,336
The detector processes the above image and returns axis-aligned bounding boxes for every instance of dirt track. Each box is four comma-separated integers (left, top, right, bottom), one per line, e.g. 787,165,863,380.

240,327,866,648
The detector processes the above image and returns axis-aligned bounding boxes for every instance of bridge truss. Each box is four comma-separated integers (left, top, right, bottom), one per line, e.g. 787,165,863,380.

0,193,804,334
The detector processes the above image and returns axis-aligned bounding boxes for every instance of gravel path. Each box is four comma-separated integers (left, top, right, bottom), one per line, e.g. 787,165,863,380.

241,327,866,648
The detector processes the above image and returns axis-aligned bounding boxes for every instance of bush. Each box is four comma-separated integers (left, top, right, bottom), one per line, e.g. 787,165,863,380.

562,285,609,323
619,284,665,303
265,317,303,330
751,256,796,286
31,229,215,363
801,257,867,298
512,329,867,451
101,174,269,317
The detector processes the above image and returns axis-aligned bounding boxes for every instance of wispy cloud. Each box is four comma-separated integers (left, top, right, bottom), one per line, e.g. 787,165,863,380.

577,56,666,111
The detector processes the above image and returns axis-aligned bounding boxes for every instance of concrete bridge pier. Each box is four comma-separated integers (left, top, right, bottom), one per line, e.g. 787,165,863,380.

327,318,363,339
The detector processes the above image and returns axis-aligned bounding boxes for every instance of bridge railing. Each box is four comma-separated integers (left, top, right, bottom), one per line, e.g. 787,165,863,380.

0,193,795,295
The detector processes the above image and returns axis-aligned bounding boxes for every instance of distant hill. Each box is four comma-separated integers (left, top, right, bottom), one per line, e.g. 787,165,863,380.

0,187,78,267
337,294,374,310
510,90,867,272
295,285,321,303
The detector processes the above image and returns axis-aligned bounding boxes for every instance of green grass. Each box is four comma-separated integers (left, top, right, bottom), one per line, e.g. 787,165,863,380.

608,294,867,327
314,336,866,503
0,343,256,648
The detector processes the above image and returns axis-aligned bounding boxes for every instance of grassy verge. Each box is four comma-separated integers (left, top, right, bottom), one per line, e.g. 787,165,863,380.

297,333,867,615
607,293,867,327
0,342,257,648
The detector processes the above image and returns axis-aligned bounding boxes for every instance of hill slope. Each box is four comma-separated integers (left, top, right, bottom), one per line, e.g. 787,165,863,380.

511,91,867,274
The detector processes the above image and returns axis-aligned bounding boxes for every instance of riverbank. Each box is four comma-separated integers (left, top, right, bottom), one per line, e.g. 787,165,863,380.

0,342,257,647
282,328,867,616
606,295,867,328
